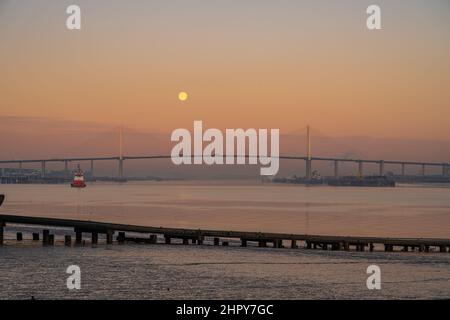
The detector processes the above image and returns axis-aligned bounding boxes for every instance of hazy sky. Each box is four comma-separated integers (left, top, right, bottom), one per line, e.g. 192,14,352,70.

1,0,450,139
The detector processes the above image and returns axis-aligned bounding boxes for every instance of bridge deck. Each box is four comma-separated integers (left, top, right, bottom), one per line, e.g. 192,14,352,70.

0,155,447,167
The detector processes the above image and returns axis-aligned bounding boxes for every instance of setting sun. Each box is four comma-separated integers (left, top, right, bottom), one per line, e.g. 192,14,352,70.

178,91,188,101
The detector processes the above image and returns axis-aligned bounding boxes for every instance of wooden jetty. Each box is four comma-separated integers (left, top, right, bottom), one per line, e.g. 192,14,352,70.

0,214,449,253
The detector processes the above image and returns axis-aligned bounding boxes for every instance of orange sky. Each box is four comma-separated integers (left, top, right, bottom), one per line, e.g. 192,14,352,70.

1,0,450,140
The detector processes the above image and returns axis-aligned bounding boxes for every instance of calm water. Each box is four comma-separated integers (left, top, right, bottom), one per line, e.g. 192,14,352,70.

1,181,450,299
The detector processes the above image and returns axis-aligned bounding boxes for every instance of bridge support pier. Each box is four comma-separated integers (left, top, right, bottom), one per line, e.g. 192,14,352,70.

214,237,220,246
421,164,425,176
334,161,339,178
41,161,46,178
358,161,363,178
305,159,312,180
401,163,406,176
118,158,124,180
64,160,69,178
32,233,39,241
379,160,385,176
90,160,94,181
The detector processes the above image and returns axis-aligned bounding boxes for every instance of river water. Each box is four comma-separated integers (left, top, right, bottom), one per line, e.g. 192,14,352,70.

0,181,449,299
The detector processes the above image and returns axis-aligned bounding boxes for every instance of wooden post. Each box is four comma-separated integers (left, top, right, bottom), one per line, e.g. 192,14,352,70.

92,232,98,245
306,241,312,249
191,238,197,244
197,236,204,245
343,242,349,251
403,246,408,252
369,243,374,252
419,244,425,252
48,234,54,245
273,239,282,248
106,230,114,244
291,240,298,249
32,233,39,241
164,235,171,244
439,245,446,253
0,222,4,245
149,235,157,244
65,235,72,246
331,243,341,251
182,238,189,245
258,240,267,248
75,231,82,244
222,241,229,246
322,243,328,250
16,232,23,241
117,232,125,243
214,237,220,246
43,229,50,245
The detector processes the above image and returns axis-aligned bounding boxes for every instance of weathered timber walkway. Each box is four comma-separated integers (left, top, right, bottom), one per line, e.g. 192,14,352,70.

0,214,449,253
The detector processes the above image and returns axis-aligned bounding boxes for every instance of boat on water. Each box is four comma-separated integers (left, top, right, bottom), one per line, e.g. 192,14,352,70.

71,165,86,188
272,174,395,187
327,175,395,187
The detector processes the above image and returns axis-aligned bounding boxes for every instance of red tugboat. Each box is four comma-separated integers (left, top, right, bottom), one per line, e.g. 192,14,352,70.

71,165,86,188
